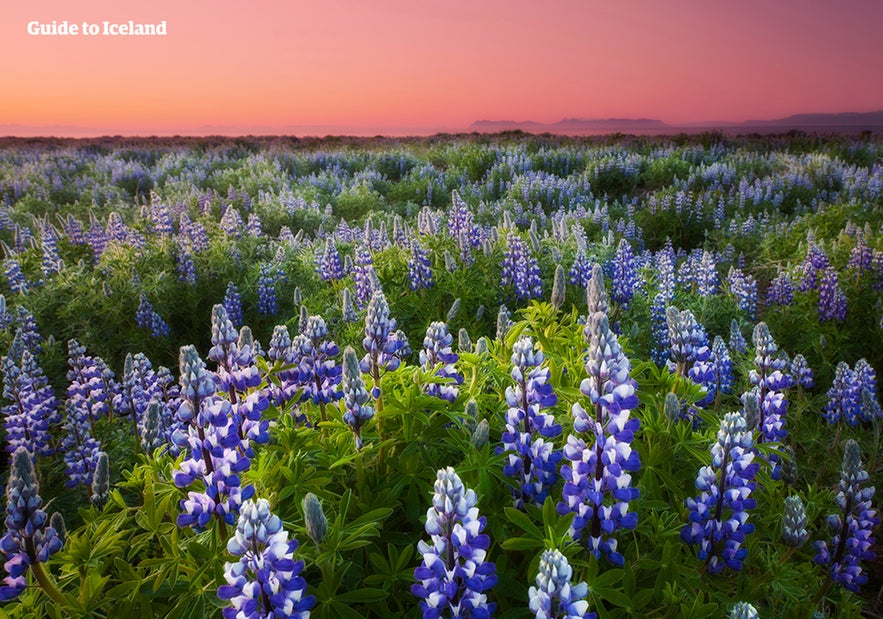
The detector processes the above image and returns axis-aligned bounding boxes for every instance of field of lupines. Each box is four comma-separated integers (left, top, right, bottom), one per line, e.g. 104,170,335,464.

0,133,879,618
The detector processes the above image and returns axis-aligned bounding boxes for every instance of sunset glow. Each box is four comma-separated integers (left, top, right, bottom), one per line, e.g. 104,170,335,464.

2,0,882,136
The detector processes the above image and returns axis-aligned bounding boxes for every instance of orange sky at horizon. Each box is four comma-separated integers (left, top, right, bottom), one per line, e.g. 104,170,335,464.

2,0,882,136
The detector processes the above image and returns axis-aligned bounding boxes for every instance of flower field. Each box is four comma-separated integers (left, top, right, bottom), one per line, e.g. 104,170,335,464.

0,133,879,618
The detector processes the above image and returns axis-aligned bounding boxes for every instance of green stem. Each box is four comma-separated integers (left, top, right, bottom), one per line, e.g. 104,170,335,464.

26,545,67,607
319,402,328,439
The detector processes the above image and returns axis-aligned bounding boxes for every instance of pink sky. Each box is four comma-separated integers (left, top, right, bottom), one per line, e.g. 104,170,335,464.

1,0,882,135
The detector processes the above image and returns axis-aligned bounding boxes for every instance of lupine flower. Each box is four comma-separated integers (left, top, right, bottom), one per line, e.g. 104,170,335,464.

696,251,719,297
818,268,847,322
611,239,639,309
412,467,497,619
420,322,463,403
729,320,747,354
782,495,809,547
66,339,115,421
853,358,881,421
297,315,343,406
502,231,542,300
458,329,471,352
40,226,62,278
710,336,734,399
141,400,164,453
528,549,594,619
171,345,255,530
90,451,109,507
1,351,56,458
823,362,861,426
681,411,758,573
496,305,512,342
302,493,327,546
649,292,669,367
220,205,244,238
60,400,101,488
559,313,640,566
789,354,814,391
257,265,281,316
447,298,461,324
175,242,197,285
218,498,314,618
409,239,434,291
0,447,64,601
766,272,794,307
730,602,759,619
319,237,345,282
341,346,373,450
3,258,30,295
471,419,490,449
728,268,757,319
353,245,376,308
501,336,562,509
136,292,170,337
360,290,405,389
569,252,594,288
341,288,357,322
223,282,244,329
813,440,878,592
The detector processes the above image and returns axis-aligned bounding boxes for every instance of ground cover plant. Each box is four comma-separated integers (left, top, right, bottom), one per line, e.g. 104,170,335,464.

0,132,879,617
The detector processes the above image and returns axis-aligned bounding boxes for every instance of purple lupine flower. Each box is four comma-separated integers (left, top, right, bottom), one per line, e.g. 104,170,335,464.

352,245,376,308
87,214,107,263
502,231,542,300
568,251,594,288
818,268,847,322
175,242,197,286
0,448,64,601
360,290,405,391
257,264,280,316
813,440,878,592
729,320,747,354
218,498,314,619
696,250,719,297
847,235,874,275
852,359,880,421
10,308,43,358
60,400,101,488
500,336,561,509
266,325,301,407
528,549,594,619
136,292,170,337
448,190,480,247
61,214,85,245
412,467,497,619
297,315,343,406
797,242,829,292
611,239,639,310
408,239,434,291
171,345,255,530
728,268,757,319
823,362,862,426
681,410,758,574
1,351,56,458
223,282,243,329
3,259,29,295
710,336,734,398
245,213,262,238
341,346,373,450
66,339,116,421
318,237,344,282
649,292,669,367
220,205,244,238
419,322,462,403
789,354,814,391
559,313,640,566
40,226,62,278
766,272,794,307
208,305,261,397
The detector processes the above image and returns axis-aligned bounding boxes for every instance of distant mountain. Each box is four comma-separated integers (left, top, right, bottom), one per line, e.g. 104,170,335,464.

739,111,883,128
470,117,667,133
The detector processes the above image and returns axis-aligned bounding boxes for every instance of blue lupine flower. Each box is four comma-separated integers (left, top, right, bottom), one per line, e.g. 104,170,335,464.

681,411,758,574
341,287,357,323
257,265,281,316
710,337,734,399
318,237,345,282
782,495,809,547
528,549,594,619
789,354,814,391
245,213,262,238
500,336,562,509
412,467,497,619
696,251,719,297
353,245,376,308
559,313,640,566
136,292,170,337
0,448,64,601
218,498,314,619
654,242,676,301
1,351,56,458
766,272,794,307
223,282,244,329
60,400,101,488
853,359,881,421
611,239,639,310
568,252,594,288
66,339,116,421
420,322,462,403
730,602,759,619
171,345,255,530
360,290,405,390
502,231,543,300
449,190,480,247
341,346,373,450
175,242,197,286
818,267,847,322
40,226,62,278
728,267,757,319
813,440,878,592
409,239,435,291
823,362,861,426
3,259,30,295
798,243,829,292
649,292,669,367
297,315,343,406
729,320,747,354
220,205,244,238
